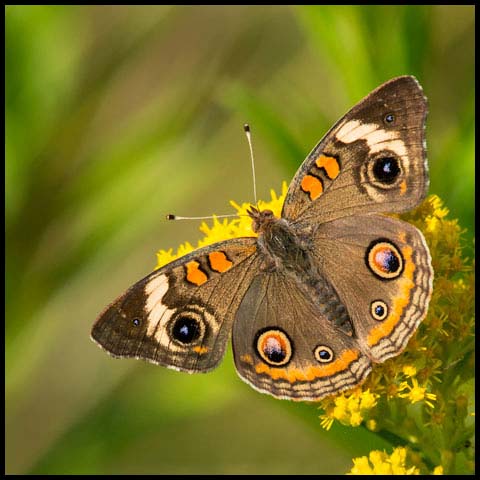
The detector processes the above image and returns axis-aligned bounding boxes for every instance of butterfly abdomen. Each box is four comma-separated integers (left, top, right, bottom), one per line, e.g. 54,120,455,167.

254,211,354,336
310,277,354,336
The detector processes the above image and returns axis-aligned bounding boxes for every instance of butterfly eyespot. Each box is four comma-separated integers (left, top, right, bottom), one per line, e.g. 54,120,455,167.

165,307,211,349
370,300,388,321
366,239,404,280
314,345,334,363
132,318,141,327
384,113,395,124
170,315,202,344
364,151,403,192
255,328,293,366
372,156,401,184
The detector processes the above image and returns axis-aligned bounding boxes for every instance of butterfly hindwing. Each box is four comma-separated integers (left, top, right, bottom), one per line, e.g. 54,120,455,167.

312,213,433,362
232,273,372,401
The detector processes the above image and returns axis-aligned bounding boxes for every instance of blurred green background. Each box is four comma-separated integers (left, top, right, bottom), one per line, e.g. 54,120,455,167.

5,5,474,475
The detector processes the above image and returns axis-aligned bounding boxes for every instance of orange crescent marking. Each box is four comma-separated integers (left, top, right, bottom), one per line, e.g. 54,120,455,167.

400,180,407,195
301,175,323,200
316,155,340,179
208,251,233,273
367,245,415,346
193,346,209,354
254,349,360,383
185,260,208,286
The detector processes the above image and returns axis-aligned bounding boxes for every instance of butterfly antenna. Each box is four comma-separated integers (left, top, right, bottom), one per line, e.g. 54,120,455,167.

167,124,258,221
244,124,258,208
166,213,242,221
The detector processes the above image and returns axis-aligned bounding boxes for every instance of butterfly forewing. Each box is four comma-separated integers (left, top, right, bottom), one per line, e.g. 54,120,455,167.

282,76,428,224
92,238,260,372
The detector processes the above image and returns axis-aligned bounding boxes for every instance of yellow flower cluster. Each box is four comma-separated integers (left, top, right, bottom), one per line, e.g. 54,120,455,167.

319,388,378,431
348,447,445,475
348,447,420,475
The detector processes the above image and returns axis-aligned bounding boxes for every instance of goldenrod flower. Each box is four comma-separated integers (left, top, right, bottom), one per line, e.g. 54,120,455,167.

402,365,417,377
397,378,437,408
348,447,420,475
365,419,377,431
319,388,379,430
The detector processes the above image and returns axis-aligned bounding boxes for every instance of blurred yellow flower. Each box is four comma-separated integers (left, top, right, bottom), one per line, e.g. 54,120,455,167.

348,447,420,475
402,365,417,377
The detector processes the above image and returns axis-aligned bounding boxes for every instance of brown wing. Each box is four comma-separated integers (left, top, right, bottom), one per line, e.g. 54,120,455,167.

232,273,372,401
312,214,433,362
282,76,428,224
92,237,260,372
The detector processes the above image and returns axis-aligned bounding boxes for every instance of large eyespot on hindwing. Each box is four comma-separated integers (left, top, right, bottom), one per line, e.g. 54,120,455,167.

254,327,293,367
365,239,404,280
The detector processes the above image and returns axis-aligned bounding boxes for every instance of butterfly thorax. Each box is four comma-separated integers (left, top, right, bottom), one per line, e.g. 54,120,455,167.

248,206,353,335
248,206,312,274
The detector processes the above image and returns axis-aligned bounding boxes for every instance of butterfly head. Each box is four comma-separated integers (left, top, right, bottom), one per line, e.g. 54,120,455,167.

247,206,276,234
